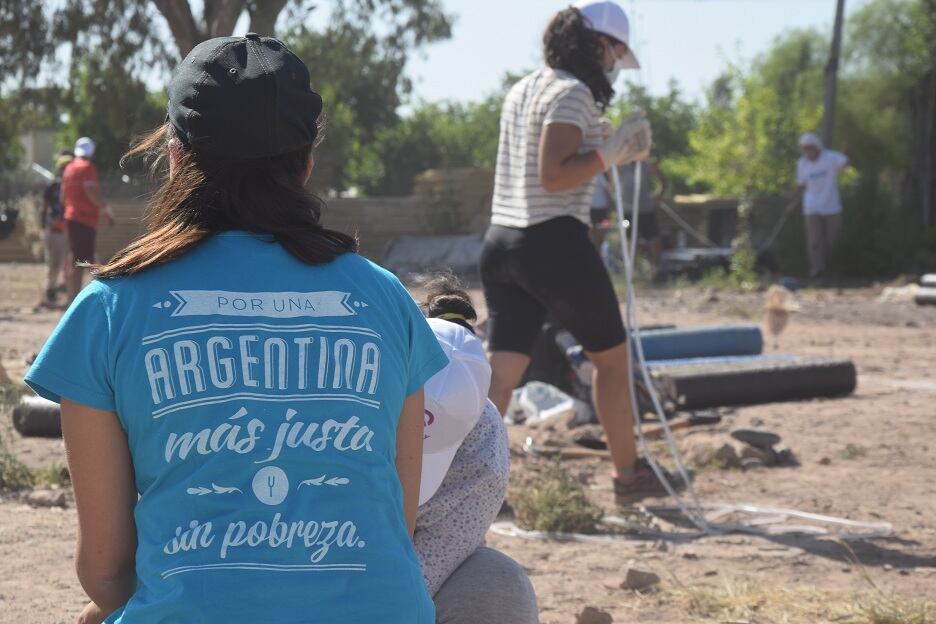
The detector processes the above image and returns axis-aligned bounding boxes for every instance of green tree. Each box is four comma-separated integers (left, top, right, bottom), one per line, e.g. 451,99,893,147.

845,0,936,227
675,30,825,198
0,97,23,173
361,79,509,196
0,0,452,181
59,57,167,176
283,13,451,194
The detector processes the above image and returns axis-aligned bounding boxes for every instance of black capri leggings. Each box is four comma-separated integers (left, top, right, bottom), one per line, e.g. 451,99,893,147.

480,216,628,355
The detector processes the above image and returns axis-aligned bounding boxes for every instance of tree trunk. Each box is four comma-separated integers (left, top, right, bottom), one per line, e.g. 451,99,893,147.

151,0,205,58
820,0,846,146
204,0,248,37
247,0,290,36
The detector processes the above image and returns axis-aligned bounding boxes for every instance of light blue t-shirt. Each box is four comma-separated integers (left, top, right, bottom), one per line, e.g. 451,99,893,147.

26,232,447,623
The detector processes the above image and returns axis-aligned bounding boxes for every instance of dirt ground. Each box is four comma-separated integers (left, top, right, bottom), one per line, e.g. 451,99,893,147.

1,262,935,623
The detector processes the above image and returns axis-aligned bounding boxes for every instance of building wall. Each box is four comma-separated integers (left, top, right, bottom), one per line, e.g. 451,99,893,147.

0,167,496,264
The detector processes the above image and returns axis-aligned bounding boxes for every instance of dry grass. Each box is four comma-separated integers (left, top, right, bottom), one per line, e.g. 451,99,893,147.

839,443,869,460
0,430,35,491
653,581,933,624
509,460,604,534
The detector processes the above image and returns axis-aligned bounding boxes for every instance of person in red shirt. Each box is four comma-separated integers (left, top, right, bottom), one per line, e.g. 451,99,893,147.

60,137,113,303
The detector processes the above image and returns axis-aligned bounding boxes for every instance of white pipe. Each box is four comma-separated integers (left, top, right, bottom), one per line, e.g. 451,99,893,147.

612,162,712,533
608,160,890,540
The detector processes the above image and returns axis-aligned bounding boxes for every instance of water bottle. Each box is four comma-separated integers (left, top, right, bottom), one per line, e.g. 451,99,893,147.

555,330,593,386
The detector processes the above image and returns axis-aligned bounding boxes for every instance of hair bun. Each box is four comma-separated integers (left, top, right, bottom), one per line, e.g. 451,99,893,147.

421,273,477,331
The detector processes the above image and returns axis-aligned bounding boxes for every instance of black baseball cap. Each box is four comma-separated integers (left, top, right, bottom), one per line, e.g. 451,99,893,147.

167,33,323,159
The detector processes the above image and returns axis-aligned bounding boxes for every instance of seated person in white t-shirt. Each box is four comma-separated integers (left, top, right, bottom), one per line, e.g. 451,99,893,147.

795,132,849,279
417,275,539,624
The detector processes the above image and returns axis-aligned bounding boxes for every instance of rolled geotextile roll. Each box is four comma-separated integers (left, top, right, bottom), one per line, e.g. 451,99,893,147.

921,274,936,288
12,395,62,438
914,286,936,306
654,356,856,410
634,324,763,361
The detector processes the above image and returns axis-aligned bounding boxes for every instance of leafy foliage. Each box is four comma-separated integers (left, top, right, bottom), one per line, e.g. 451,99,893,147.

361,94,504,196
0,0,453,183
283,8,457,194
672,31,825,197
59,56,167,172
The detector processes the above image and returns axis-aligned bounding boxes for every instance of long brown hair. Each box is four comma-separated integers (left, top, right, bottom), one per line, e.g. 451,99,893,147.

543,7,614,109
94,123,357,278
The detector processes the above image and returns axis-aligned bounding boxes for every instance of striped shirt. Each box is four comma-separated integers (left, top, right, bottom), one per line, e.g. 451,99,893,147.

491,68,604,229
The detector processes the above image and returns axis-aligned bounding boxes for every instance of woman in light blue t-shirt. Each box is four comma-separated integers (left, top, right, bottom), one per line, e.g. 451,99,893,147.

26,35,446,624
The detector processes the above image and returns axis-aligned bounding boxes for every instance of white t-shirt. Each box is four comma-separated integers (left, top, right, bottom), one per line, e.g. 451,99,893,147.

796,150,848,215
491,68,605,228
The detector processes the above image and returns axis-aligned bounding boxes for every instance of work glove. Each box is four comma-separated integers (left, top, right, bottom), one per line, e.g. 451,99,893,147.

596,111,652,169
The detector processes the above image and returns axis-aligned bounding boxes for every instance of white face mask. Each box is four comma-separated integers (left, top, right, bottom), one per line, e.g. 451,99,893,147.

604,43,626,85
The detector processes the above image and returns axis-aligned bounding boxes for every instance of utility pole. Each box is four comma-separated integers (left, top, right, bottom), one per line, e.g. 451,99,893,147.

820,0,846,145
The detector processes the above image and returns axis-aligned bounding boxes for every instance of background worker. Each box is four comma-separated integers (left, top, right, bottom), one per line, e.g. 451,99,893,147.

481,0,677,504
590,159,668,266
60,136,113,304
39,150,74,306
795,132,849,279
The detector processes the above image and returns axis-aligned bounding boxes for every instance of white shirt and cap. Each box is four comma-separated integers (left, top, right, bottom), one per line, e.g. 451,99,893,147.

74,137,95,158
415,318,509,595
419,317,492,505
796,133,849,216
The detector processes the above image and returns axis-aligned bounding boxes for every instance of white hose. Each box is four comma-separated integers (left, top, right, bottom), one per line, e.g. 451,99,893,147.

612,162,712,533
609,161,890,540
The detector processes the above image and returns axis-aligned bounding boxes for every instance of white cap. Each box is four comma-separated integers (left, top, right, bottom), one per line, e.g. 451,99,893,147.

419,317,491,505
74,137,95,158
798,132,823,150
574,0,640,69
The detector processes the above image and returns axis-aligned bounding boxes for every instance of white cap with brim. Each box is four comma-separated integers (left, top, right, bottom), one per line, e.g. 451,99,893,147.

574,0,640,69
419,318,491,505
798,132,823,150
74,137,95,158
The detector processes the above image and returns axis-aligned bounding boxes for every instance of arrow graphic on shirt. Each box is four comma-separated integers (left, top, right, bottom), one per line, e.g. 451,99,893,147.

298,476,350,489
186,483,243,496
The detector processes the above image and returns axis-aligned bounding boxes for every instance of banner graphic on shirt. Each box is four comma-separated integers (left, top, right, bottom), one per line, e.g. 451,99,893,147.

156,290,366,319
141,294,386,579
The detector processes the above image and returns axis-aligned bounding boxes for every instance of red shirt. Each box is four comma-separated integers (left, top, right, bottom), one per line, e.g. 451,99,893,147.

62,158,101,230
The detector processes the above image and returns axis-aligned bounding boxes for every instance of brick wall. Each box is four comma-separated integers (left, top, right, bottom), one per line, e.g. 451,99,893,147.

0,167,495,264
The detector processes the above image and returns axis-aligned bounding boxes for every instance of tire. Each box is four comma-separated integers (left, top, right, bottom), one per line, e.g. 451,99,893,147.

637,324,763,361
11,396,62,438
654,356,857,410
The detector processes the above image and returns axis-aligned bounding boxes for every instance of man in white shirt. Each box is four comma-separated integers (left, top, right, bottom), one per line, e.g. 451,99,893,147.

796,132,849,278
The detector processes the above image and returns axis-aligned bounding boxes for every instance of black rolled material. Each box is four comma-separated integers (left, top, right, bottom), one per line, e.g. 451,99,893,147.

12,396,62,438
656,356,857,410
914,287,936,306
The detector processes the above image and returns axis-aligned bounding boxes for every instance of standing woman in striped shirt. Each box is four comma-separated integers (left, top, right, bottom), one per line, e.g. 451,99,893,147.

481,1,672,504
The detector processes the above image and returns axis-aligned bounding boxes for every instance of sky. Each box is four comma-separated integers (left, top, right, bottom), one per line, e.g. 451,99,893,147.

402,0,873,104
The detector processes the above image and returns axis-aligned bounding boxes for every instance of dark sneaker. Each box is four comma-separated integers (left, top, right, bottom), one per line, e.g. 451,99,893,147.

613,458,689,506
